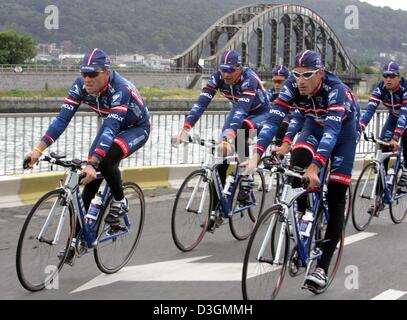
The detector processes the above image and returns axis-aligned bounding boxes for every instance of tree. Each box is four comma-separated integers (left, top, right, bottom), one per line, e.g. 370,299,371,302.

0,29,36,64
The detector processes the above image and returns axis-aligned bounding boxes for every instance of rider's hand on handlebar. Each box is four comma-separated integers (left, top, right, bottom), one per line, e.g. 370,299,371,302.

275,141,291,156
23,149,43,169
390,138,400,153
172,127,191,147
303,163,320,190
81,164,97,185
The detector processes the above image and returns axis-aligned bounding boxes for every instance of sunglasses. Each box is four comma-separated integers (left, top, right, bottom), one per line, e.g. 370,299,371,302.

383,73,399,79
219,66,242,74
292,69,320,80
272,79,285,85
81,71,104,79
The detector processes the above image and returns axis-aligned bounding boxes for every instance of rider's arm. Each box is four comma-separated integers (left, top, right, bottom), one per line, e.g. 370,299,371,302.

255,79,296,156
393,91,407,141
312,87,346,170
41,78,83,147
282,107,305,145
183,72,218,130
359,84,382,131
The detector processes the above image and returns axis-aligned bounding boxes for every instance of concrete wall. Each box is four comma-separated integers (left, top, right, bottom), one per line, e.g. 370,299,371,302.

0,71,202,91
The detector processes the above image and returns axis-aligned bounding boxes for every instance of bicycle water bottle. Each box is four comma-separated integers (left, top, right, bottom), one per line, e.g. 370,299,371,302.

223,175,235,196
85,192,103,223
299,209,314,237
387,168,395,186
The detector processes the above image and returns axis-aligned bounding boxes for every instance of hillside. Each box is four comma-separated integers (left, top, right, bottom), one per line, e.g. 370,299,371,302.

1,0,406,62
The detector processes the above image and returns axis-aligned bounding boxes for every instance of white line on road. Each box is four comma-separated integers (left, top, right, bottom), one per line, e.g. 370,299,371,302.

371,289,407,300
343,232,377,246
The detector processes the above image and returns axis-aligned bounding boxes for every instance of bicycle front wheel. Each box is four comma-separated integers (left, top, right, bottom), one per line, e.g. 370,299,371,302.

16,189,75,292
352,162,379,231
242,205,289,300
171,170,212,252
94,182,145,274
389,167,407,224
229,170,265,240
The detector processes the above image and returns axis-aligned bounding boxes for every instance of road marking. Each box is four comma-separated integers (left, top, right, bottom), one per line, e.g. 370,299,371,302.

371,289,407,300
72,231,378,294
343,232,377,246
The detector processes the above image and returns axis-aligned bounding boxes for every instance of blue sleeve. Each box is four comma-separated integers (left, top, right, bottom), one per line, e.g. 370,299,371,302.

394,90,407,140
184,72,218,129
222,75,258,139
90,87,130,161
255,79,296,155
360,84,382,130
312,87,347,169
283,108,305,144
41,78,83,146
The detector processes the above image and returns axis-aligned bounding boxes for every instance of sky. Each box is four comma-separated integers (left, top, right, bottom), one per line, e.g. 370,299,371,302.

360,0,407,11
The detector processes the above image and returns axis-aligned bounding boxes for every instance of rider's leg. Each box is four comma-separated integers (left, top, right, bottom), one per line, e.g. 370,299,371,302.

398,129,407,187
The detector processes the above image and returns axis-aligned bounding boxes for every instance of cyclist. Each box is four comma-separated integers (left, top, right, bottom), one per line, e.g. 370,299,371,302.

174,49,271,212
359,61,407,187
243,50,361,291
267,65,292,146
23,48,150,240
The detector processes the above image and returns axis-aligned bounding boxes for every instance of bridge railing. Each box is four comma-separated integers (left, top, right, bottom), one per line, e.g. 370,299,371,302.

0,64,202,74
0,109,386,176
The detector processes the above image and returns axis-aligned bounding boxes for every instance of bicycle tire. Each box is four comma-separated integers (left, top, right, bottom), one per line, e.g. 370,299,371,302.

351,162,378,231
171,170,212,252
229,170,265,240
94,182,145,274
389,166,407,224
16,188,75,292
242,205,289,300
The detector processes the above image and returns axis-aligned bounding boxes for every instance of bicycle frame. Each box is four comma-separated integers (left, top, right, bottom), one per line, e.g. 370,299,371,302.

259,163,330,270
359,144,402,204
38,168,131,250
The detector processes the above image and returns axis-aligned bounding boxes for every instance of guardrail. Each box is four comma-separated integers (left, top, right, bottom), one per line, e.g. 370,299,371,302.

0,109,387,176
0,64,212,74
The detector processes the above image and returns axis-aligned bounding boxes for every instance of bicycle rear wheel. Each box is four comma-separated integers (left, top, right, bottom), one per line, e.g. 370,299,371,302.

307,208,344,294
171,170,212,252
229,170,265,240
242,205,289,300
16,189,75,291
389,167,407,224
352,162,379,231
94,182,145,274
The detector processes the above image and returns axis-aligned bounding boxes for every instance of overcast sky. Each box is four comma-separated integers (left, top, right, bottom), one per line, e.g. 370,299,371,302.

360,0,407,11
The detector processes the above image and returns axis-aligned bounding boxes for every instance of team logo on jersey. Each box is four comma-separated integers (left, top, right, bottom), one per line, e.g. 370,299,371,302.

111,92,122,106
70,84,80,97
328,89,339,105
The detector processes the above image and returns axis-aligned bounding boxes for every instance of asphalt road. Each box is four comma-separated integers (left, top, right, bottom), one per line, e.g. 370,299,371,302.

1,187,407,301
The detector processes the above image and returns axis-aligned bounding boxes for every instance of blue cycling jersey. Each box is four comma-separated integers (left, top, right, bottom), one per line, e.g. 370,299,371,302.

360,78,407,140
256,70,360,170
184,68,270,138
41,70,150,162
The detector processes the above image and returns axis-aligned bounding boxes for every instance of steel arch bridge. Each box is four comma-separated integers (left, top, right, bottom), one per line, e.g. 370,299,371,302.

172,4,359,85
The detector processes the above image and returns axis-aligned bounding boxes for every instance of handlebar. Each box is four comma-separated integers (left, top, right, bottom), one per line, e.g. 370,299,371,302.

363,132,391,147
23,151,88,171
271,165,310,189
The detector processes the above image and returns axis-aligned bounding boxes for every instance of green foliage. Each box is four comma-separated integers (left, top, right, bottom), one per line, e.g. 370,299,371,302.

0,29,36,64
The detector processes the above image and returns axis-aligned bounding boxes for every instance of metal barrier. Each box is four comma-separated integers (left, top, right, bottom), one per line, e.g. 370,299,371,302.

0,109,387,176
0,64,212,74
